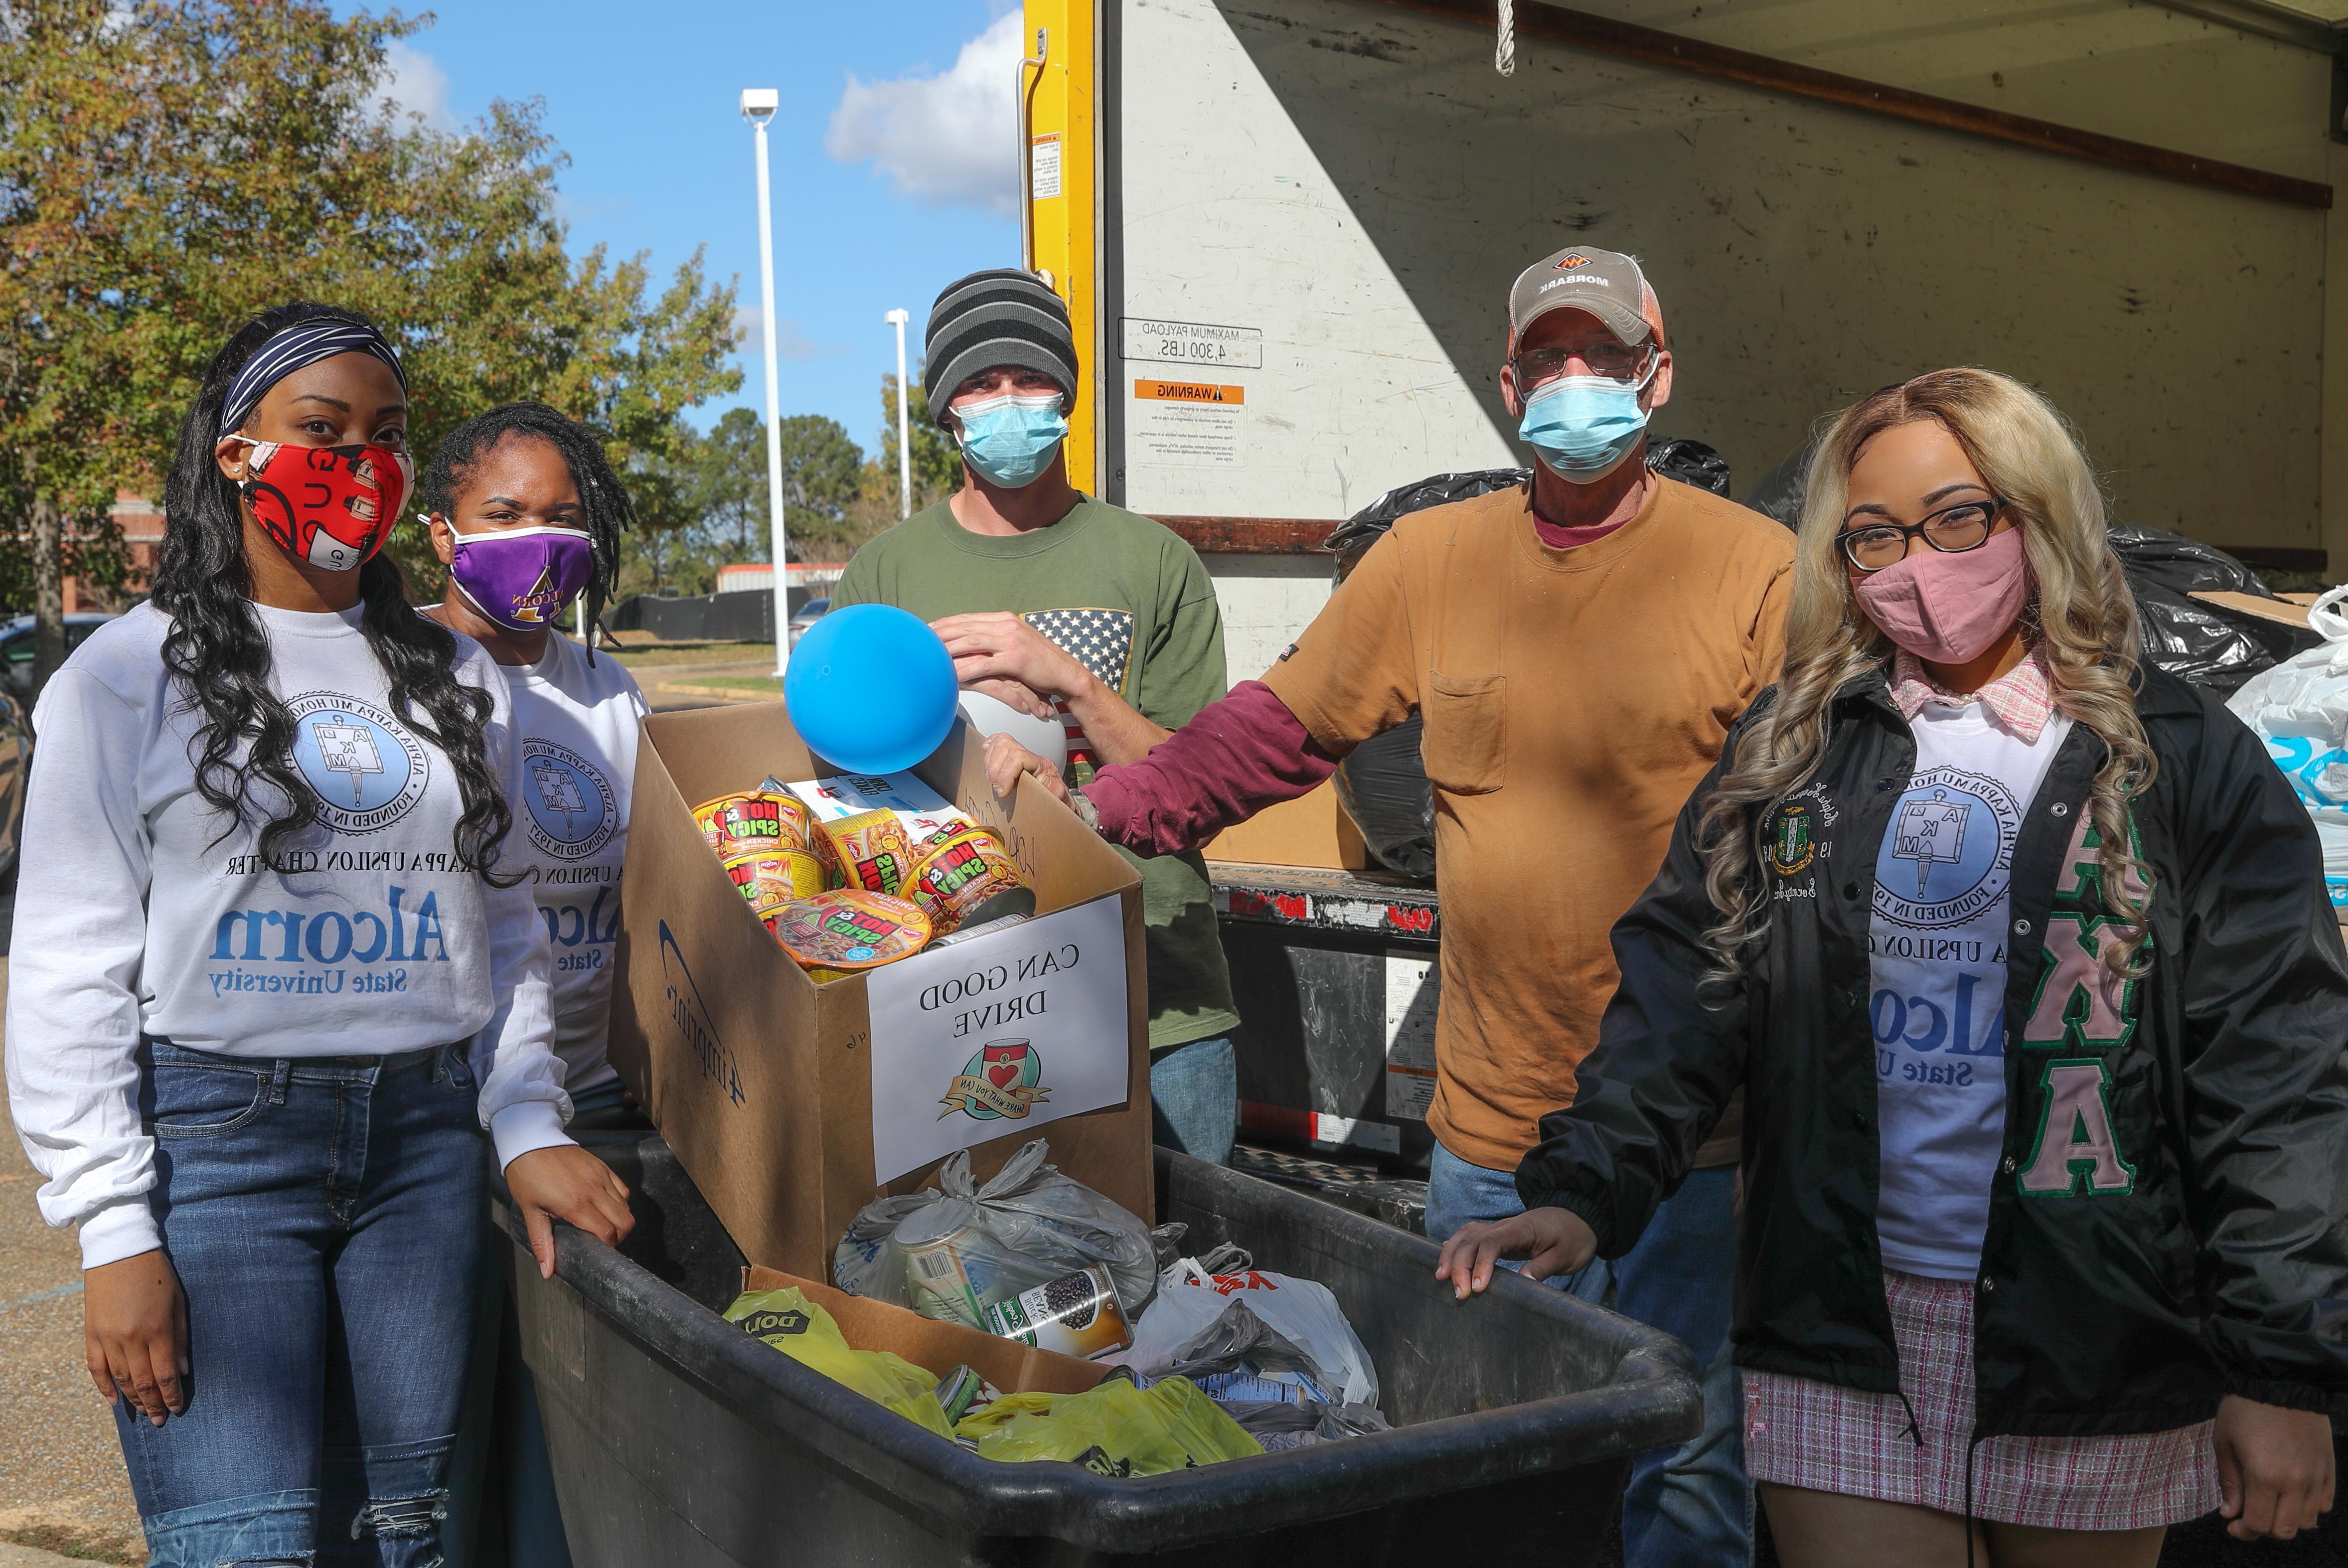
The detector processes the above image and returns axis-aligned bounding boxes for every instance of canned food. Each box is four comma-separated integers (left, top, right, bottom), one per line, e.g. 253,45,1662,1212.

764,889,932,971
722,848,826,913
983,1266,1133,1359
692,790,811,857
818,809,918,898
905,827,1034,935
898,1220,1014,1330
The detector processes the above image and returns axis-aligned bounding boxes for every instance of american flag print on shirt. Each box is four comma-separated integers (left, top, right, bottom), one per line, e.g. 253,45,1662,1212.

1021,608,1135,782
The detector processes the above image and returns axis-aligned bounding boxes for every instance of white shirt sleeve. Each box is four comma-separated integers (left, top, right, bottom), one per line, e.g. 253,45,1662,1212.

466,654,575,1168
4,669,163,1268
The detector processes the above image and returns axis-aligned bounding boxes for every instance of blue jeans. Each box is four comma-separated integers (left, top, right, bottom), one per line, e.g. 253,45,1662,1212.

1425,1144,1751,1568
118,1040,485,1568
1149,1035,1236,1166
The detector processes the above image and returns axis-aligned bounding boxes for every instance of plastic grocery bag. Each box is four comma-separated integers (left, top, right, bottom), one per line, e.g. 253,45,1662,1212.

834,1139,1160,1328
723,1287,954,1439
955,1375,1263,1474
1107,1260,1379,1409
2226,586,2348,911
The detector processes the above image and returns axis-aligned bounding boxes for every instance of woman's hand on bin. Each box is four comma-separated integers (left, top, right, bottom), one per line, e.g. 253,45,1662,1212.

507,1144,635,1279
84,1248,189,1425
1435,1208,1597,1300
2214,1394,2335,1540
986,732,1072,805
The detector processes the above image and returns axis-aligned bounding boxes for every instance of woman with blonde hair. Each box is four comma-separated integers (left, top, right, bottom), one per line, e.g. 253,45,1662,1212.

1438,368,2347,1565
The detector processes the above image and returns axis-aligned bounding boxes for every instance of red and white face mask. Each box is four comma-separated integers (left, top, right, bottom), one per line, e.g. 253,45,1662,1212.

231,440,413,574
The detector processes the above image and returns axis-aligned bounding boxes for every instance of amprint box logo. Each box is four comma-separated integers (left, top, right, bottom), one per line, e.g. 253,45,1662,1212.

659,921,742,1106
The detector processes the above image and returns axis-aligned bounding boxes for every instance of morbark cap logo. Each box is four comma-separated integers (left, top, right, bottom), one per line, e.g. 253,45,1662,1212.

939,1038,1051,1121
1556,252,1592,269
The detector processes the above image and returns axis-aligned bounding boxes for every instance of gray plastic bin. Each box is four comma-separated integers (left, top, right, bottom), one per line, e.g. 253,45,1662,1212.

496,1133,1698,1566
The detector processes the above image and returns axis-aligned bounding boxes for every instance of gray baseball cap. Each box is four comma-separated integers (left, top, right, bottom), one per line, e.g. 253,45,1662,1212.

1507,246,1651,353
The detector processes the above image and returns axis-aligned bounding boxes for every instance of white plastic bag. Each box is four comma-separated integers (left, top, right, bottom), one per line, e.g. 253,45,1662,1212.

2226,586,2348,912
1106,1259,1379,1409
833,1139,1160,1325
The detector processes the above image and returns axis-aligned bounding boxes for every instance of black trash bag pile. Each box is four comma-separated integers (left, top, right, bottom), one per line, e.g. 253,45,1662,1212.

1319,441,1731,881
1739,443,2315,695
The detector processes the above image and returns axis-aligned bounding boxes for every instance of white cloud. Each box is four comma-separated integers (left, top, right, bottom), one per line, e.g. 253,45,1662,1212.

825,13,1021,218
380,42,458,134
734,306,842,362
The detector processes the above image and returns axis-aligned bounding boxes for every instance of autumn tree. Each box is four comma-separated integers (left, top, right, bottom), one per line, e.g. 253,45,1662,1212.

0,0,740,678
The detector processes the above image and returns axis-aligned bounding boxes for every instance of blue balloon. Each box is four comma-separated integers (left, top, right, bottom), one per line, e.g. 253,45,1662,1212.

783,604,960,775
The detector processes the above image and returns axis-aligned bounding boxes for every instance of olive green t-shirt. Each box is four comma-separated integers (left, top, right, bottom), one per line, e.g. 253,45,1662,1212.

832,496,1240,1049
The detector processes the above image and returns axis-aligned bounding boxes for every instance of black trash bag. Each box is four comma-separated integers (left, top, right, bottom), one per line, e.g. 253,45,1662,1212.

2108,524,2317,693
1741,438,1816,530
1646,436,1732,497
1323,468,1529,583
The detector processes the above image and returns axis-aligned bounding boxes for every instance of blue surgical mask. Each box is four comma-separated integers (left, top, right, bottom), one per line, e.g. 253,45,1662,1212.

1517,370,1653,483
953,392,1069,489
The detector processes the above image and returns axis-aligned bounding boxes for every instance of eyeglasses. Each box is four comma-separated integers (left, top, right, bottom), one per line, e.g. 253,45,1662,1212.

1837,498,2009,572
1512,340,1655,388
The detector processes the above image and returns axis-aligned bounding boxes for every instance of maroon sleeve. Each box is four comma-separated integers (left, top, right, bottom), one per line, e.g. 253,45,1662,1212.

1086,680,1339,855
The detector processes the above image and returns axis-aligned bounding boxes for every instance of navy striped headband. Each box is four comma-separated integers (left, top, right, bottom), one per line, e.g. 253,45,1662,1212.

218,319,409,438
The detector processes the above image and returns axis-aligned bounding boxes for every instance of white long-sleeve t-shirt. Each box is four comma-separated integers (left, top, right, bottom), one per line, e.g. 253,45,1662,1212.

3,602,572,1269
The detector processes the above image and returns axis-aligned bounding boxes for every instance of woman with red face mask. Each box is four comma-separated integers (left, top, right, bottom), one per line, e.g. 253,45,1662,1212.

3,304,634,1568
1439,368,2348,1566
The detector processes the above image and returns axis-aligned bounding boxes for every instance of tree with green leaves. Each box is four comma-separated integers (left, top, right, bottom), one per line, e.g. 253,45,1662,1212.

879,372,963,513
0,0,741,680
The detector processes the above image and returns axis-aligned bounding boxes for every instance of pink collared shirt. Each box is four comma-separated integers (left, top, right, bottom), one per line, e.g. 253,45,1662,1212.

1888,647,2056,744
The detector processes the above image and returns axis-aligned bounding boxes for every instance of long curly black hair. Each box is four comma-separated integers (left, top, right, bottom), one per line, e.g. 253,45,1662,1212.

419,400,633,663
153,301,515,879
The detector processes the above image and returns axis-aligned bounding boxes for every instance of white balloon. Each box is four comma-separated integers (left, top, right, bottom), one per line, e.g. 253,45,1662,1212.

956,688,1069,772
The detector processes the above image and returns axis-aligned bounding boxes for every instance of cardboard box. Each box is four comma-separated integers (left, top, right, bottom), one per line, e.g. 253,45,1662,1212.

1201,777,1369,870
2189,589,2314,630
738,1265,1113,1397
608,701,1153,1279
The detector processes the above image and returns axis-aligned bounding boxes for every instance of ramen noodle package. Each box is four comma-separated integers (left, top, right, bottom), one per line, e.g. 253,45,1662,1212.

906,827,1035,935
694,790,812,858
765,889,932,971
820,810,920,898
723,848,827,913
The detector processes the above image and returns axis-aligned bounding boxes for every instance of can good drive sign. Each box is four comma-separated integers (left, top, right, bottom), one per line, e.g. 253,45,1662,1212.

864,893,1130,1183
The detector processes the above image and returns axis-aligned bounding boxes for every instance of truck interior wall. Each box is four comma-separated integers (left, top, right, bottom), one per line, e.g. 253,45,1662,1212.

1110,0,2335,565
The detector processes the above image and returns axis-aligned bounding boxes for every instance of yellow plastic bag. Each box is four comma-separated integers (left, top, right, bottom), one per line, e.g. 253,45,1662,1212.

955,1375,1263,1475
724,1287,953,1438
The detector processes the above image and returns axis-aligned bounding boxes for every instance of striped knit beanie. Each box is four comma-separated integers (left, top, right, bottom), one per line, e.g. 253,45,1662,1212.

923,269,1078,426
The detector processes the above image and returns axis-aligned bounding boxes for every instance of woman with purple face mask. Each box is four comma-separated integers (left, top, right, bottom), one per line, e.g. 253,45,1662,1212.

414,403,650,1567
1441,369,2348,1566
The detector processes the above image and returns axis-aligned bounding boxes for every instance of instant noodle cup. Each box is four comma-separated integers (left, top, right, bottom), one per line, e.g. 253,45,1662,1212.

694,790,811,858
765,889,932,971
819,809,919,898
722,848,827,913
905,826,1035,935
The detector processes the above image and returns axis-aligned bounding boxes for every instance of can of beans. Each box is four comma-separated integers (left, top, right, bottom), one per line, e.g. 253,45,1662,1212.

693,790,811,857
905,827,1035,935
722,848,827,913
897,1218,1014,1330
817,809,919,898
982,1266,1133,1359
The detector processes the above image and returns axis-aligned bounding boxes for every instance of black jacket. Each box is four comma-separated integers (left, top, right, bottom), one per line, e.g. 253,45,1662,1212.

1520,664,2348,1436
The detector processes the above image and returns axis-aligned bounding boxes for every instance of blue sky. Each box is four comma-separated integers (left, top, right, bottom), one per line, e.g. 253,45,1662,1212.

369,0,1019,454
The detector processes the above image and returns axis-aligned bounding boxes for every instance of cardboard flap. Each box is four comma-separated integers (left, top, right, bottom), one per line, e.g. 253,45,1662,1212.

740,1265,1112,1396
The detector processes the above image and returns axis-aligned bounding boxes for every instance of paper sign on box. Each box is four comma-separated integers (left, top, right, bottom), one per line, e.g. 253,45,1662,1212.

865,894,1130,1183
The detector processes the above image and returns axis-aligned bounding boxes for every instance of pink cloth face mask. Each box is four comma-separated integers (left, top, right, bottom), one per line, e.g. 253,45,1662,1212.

1853,524,2030,665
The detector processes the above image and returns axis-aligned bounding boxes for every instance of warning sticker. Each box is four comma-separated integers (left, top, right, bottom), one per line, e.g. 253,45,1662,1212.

1130,379,1245,469
1030,133,1062,200
1123,318,1264,371
1385,949,1439,1121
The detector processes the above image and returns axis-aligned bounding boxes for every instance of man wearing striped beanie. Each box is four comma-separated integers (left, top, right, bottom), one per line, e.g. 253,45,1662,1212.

831,268,1242,1163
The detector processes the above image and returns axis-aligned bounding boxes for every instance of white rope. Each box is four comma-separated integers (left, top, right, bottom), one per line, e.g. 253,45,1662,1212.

1496,0,1516,75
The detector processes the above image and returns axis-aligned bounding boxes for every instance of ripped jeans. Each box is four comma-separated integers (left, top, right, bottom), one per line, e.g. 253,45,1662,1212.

115,1039,486,1568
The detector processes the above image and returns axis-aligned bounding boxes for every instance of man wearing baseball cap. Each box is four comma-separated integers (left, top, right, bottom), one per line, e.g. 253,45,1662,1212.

991,246,1790,1566
831,267,1243,1164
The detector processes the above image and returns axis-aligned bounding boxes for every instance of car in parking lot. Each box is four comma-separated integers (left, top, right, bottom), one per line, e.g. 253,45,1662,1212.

787,596,829,647
0,612,115,703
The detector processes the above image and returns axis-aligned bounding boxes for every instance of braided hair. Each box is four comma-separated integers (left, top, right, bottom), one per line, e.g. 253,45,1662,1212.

153,302,517,880
419,401,631,663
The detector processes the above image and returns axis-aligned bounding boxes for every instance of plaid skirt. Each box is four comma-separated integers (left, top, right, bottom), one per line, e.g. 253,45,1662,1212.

1744,1268,2219,1531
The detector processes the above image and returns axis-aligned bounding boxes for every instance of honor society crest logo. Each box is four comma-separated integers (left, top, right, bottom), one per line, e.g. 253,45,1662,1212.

1876,766,2022,929
939,1039,1051,1122
521,740,617,860
1768,802,1817,876
286,692,429,833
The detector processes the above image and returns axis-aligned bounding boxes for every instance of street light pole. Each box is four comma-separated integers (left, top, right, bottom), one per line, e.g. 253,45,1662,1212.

741,87,790,678
884,308,912,520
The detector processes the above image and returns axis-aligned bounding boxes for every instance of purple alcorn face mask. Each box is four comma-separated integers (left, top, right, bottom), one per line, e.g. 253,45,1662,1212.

441,521,595,631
